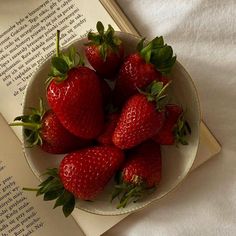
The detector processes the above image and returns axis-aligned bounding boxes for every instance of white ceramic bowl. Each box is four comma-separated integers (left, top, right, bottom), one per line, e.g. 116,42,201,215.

22,32,201,216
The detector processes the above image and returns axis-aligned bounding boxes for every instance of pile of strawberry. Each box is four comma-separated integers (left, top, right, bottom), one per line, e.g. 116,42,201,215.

12,22,190,217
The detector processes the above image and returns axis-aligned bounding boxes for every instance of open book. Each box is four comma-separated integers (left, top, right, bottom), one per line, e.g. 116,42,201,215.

0,0,221,235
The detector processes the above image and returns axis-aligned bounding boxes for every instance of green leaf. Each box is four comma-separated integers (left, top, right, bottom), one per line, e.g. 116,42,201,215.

150,81,163,96
51,57,69,74
62,196,75,217
44,189,64,201
111,187,122,202
140,43,152,63
158,46,173,62
157,56,176,74
147,94,155,102
151,36,164,48
54,190,73,209
136,38,145,52
61,54,72,69
49,65,63,77
96,21,104,35
38,176,54,187
182,140,188,145
105,24,115,40
28,114,41,123
87,32,101,44
99,44,108,61
39,178,62,194
87,21,122,55
150,49,163,65
144,49,152,64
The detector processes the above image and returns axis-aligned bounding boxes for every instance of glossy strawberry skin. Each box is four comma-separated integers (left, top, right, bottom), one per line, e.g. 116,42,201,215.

97,113,120,145
114,53,162,106
152,104,183,145
122,141,162,188
47,67,104,139
85,44,124,79
59,146,124,200
41,110,89,154
112,94,165,149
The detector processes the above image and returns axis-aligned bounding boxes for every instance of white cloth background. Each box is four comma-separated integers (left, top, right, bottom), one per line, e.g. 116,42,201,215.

104,0,236,235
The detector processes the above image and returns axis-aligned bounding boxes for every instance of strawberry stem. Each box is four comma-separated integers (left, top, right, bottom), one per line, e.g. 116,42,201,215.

56,30,60,57
9,122,41,130
48,30,84,83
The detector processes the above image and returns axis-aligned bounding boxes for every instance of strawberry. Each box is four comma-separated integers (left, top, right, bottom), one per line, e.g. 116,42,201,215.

28,146,124,217
59,146,124,199
85,21,124,79
114,36,176,106
111,140,162,208
153,104,191,145
97,112,120,145
112,81,169,149
10,100,88,154
47,31,104,139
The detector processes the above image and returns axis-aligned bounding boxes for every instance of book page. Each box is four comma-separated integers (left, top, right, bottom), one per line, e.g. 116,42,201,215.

0,114,85,236
0,0,119,128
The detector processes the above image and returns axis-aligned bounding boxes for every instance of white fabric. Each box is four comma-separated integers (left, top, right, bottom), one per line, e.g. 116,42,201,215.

104,0,236,235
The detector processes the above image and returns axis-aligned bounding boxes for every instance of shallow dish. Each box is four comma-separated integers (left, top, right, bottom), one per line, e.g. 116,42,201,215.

22,32,201,215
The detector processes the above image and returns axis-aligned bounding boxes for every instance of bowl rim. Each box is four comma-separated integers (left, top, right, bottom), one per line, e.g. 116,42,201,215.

21,31,202,216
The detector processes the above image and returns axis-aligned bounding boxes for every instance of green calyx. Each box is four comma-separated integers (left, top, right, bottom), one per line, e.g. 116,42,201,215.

23,168,75,217
111,172,156,208
174,113,191,145
48,30,84,83
86,21,122,61
137,36,176,74
9,99,45,147
139,80,171,110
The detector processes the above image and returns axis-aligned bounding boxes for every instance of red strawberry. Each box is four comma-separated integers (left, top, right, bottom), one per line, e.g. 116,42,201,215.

30,146,124,217
153,104,191,145
59,146,124,199
97,112,120,145
112,140,162,208
10,100,88,154
112,81,169,149
85,21,124,79
114,53,161,106
114,36,176,106
47,31,104,139
40,111,90,153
